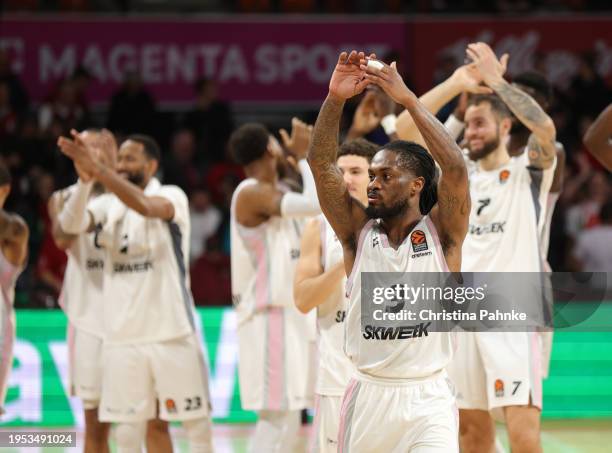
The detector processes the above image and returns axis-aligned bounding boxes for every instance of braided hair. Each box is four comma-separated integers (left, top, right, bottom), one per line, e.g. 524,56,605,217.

383,140,438,215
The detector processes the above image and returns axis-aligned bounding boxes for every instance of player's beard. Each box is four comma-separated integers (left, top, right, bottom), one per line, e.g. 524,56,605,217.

365,198,408,220
124,170,146,187
468,128,501,162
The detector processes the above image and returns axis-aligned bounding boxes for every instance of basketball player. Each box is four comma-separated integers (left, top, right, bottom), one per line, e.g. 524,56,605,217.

229,119,320,453
444,42,557,453
395,63,565,386
0,163,29,418
57,131,213,453
50,130,173,453
308,50,469,451
508,72,566,380
293,138,378,452
48,129,115,453
584,103,612,170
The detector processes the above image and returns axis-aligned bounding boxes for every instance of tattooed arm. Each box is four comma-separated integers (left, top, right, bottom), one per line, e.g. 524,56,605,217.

309,51,370,273
309,94,368,272
363,59,470,272
467,42,556,169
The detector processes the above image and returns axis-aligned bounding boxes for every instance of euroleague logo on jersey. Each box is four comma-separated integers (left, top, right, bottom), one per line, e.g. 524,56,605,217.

165,398,177,413
499,169,511,184
494,379,505,397
410,230,428,253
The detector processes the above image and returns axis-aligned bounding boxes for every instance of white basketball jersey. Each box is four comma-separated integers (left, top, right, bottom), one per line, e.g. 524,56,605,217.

88,178,196,345
316,216,354,396
462,152,555,272
230,179,304,325
345,216,455,380
58,185,106,337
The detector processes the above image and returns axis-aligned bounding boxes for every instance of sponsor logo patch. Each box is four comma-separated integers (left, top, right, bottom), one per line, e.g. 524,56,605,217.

165,398,177,413
469,222,506,235
499,169,510,184
410,230,428,253
494,379,505,397
362,322,430,340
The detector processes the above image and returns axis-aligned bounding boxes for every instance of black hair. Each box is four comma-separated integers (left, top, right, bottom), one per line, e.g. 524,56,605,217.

513,71,552,105
338,138,379,163
0,161,11,187
229,123,270,166
126,134,161,162
467,94,512,120
383,140,438,215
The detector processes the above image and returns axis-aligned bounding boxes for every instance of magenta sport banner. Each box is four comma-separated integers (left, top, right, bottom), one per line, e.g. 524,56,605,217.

0,15,610,105
0,16,407,105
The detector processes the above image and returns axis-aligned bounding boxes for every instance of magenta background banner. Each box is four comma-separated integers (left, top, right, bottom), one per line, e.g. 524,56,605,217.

408,17,612,94
0,16,610,105
0,16,406,105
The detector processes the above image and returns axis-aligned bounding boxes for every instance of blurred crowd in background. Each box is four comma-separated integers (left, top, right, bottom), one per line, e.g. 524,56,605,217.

0,35,610,308
2,0,611,14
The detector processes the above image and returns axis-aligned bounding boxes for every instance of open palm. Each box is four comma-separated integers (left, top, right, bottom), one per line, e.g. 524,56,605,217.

329,51,370,100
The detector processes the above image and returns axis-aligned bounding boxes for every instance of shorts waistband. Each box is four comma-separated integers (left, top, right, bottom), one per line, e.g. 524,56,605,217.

354,369,447,386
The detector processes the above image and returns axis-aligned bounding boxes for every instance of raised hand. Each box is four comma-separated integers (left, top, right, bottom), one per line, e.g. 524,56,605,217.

99,129,118,167
279,117,313,161
329,51,371,101
57,130,100,181
371,85,397,118
465,42,509,87
450,63,497,95
360,58,413,106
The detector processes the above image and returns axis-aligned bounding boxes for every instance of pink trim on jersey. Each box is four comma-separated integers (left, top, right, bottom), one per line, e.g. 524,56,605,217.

245,234,270,312
424,216,450,272
529,331,543,409
266,308,284,410
337,378,358,453
345,220,375,298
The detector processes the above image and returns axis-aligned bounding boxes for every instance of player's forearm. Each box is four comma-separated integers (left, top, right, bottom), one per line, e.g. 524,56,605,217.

294,262,345,314
489,78,556,144
584,104,612,169
396,76,462,141
48,192,77,250
308,94,344,172
58,180,93,234
308,94,356,235
401,93,466,174
94,165,152,217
